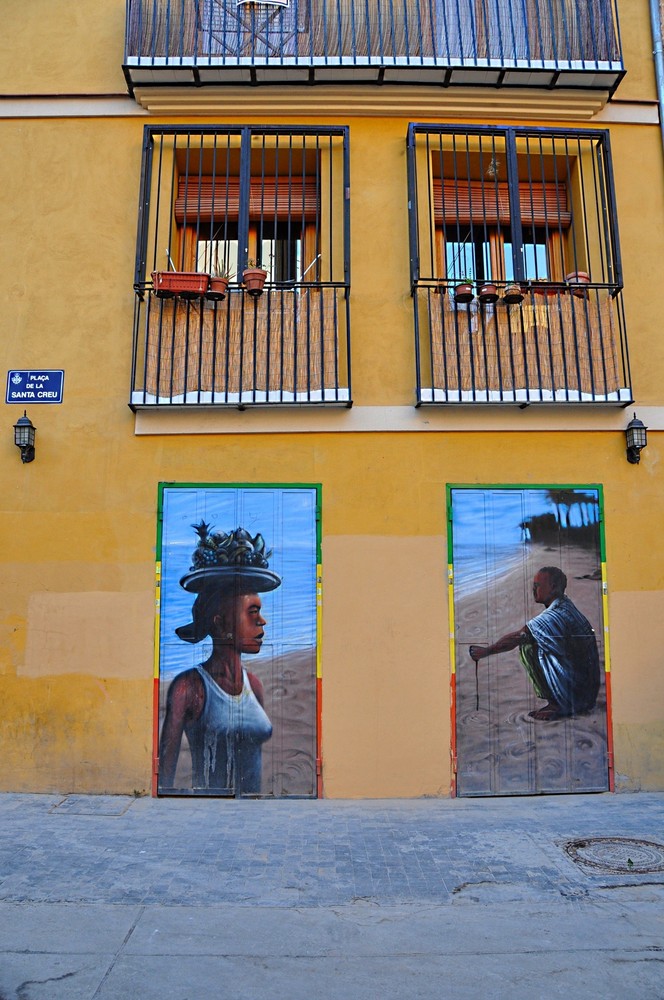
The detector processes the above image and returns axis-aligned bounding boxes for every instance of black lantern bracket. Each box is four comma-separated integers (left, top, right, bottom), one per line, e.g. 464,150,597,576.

13,410,36,463
625,412,647,464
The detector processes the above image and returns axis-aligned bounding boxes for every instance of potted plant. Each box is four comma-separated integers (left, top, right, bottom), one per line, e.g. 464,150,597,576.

206,257,234,301
453,277,475,303
242,259,268,297
478,281,499,304
503,282,524,304
565,271,591,298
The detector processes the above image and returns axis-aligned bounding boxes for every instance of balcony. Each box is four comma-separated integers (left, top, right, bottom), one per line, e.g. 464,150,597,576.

414,281,630,404
407,124,632,406
130,125,350,409
131,286,349,406
124,0,624,97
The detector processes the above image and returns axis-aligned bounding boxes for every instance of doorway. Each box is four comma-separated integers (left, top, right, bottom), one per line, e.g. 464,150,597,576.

449,486,611,796
155,484,320,797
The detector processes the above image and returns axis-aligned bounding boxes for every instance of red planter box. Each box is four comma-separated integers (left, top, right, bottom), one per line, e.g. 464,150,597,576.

152,271,209,298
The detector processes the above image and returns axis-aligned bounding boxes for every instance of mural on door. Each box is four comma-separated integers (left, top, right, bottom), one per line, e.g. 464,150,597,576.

449,486,611,796
156,484,320,797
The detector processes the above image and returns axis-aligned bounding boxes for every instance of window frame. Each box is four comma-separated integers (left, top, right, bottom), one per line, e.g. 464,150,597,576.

406,123,623,292
134,124,350,291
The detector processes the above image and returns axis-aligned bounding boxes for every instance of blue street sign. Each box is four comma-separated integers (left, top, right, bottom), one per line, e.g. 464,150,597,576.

6,370,64,404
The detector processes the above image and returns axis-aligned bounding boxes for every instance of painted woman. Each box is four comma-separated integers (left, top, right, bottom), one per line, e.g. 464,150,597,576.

159,523,281,794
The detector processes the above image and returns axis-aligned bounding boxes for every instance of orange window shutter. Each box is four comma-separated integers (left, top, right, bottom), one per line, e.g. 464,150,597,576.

175,177,319,223
434,180,570,227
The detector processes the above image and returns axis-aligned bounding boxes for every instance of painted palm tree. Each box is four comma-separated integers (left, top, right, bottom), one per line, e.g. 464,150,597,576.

545,489,571,529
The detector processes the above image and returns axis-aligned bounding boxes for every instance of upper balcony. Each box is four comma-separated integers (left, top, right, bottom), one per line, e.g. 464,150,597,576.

124,0,624,105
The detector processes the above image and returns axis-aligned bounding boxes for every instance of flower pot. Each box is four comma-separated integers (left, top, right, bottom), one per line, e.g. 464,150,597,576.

453,282,474,304
478,282,499,304
503,283,524,304
152,271,209,299
532,281,558,297
206,276,230,301
242,267,268,297
565,271,590,298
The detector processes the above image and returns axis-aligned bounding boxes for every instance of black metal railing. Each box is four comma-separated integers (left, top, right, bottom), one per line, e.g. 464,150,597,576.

414,280,631,404
131,285,350,406
124,0,623,90
407,124,631,404
131,125,351,408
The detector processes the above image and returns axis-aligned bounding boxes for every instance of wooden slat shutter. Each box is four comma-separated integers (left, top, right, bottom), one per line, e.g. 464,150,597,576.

434,180,571,227
175,176,320,223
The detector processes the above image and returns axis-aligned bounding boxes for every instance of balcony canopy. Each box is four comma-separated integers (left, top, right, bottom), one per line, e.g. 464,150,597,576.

124,0,624,99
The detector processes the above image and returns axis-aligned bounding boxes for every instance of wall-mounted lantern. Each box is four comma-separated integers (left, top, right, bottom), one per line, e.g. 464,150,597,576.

13,410,36,463
625,413,647,464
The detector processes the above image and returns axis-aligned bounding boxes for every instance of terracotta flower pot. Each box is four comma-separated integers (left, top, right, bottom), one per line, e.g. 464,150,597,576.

206,276,230,301
503,283,524,304
242,267,268,297
565,271,591,298
478,282,499,303
454,281,474,304
152,271,209,299
532,281,558,297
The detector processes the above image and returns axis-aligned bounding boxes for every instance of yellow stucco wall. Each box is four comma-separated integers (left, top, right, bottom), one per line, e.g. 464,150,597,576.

2,424,663,795
0,0,127,96
1,0,663,796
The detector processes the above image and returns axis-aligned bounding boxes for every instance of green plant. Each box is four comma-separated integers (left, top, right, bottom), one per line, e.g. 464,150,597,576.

211,248,234,280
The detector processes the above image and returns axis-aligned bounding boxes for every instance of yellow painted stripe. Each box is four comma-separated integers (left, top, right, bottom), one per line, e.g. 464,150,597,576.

153,561,162,680
601,561,611,673
448,563,456,675
316,564,323,680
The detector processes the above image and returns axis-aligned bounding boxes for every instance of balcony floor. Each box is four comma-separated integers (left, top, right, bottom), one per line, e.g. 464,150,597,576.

124,56,624,93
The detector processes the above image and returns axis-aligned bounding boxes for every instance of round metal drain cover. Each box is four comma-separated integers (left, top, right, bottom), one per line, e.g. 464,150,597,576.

564,837,664,874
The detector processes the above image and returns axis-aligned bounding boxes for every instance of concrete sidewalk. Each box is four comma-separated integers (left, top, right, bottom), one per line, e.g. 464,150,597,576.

0,791,663,999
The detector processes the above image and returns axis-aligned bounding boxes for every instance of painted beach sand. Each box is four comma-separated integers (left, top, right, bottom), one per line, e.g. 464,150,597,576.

159,647,316,797
454,543,609,796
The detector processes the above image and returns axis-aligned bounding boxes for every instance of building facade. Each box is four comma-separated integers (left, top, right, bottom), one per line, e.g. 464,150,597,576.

1,0,663,797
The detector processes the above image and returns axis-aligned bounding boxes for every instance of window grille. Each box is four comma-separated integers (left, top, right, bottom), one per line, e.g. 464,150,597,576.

406,124,631,405
131,126,351,408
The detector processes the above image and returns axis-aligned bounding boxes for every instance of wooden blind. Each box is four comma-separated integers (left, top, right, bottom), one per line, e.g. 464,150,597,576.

175,176,320,223
434,180,570,227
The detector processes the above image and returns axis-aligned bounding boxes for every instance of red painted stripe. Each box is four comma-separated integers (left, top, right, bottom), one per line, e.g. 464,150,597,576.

152,676,160,797
450,672,457,797
604,670,615,793
316,676,323,798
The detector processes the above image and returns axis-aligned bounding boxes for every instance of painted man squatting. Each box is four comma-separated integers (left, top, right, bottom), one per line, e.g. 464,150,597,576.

159,523,281,793
469,566,600,721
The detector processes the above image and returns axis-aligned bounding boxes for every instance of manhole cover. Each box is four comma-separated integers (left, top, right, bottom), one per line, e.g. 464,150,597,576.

564,837,664,874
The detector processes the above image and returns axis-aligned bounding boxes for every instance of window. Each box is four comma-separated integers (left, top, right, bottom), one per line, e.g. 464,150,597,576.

407,124,631,405
131,126,350,408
